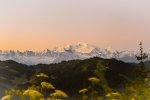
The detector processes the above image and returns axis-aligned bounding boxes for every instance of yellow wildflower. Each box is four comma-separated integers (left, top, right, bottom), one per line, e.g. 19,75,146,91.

106,92,121,97
4,90,9,95
36,73,49,78
29,85,40,90
39,98,45,100
131,97,135,100
144,78,149,82
88,77,100,84
111,92,121,97
41,82,55,89
106,93,111,97
50,90,68,98
9,89,16,95
47,98,51,100
23,89,43,98
23,89,30,95
15,90,20,95
1,95,12,100
79,88,88,94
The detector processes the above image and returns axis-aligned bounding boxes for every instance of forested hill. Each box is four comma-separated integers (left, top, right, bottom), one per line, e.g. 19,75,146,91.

0,57,139,97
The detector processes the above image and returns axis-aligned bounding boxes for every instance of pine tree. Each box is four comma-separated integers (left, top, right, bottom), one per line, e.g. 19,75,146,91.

135,42,148,81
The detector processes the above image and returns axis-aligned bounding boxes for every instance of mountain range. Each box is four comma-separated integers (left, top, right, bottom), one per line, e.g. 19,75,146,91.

0,43,149,65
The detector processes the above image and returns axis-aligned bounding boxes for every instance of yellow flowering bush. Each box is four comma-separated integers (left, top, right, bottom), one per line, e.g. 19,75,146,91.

88,77,100,84
144,78,150,82
39,98,45,100
50,90,68,99
106,92,121,99
1,95,12,100
79,88,89,100
41,82,55,90
4,90,9,95
36,73,49,78
23,89,43,99
79,88,88,94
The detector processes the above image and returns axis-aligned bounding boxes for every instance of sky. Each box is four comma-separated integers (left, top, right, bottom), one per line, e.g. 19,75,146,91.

0,0,150,51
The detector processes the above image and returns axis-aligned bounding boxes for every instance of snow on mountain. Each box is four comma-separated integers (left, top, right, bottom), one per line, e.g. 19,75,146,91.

0,43,149,65
64,42,95,53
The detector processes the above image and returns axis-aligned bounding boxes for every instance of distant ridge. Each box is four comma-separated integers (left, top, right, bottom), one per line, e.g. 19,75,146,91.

0,43,149,65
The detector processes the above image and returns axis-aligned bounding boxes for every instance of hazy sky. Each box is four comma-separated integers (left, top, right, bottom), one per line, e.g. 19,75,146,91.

0,0,150,51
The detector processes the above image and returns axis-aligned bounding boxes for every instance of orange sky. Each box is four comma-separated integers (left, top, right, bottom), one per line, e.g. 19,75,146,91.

0,0,150,51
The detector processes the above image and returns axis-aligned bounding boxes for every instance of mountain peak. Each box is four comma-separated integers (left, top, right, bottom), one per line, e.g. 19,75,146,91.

64,42,95,53
77,42,88,47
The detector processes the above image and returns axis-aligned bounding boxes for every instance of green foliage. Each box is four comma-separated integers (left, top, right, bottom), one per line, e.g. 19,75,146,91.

2,73,68,100
79,62,112,100
123,42,150,100
136,42,148,63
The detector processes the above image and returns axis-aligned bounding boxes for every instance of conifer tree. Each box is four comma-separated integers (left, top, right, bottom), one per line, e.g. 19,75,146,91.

135,42,148,81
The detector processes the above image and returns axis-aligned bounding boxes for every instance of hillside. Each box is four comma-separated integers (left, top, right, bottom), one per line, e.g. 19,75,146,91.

0,57,138,98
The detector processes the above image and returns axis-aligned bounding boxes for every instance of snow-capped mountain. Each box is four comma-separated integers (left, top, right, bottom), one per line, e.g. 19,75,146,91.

0,43,149,65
